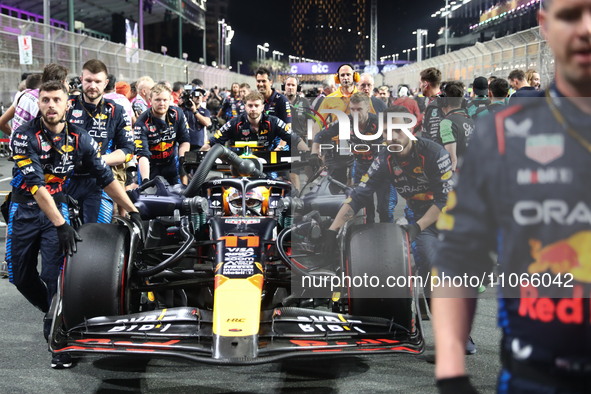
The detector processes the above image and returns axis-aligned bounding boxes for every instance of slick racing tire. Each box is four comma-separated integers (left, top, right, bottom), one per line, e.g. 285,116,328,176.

62,223,130,330
345,223,413,331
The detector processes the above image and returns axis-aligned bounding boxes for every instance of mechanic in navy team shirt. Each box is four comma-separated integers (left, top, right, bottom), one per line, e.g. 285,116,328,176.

66,59,134,224
217,82,241,121
135,83,191,185
432,0,591,392
200,92,308,152
181,87,210,151
311,94,397,223
325,106,453,292
8,81,142,369
255,66,292,150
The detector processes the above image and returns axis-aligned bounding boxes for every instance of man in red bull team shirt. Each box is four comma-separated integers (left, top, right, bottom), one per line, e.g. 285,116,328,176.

432,0,591,392
134,83,190,185
8,81,143,369
66,60,134,224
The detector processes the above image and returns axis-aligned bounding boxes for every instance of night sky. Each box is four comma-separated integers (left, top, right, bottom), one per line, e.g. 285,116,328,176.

227,0,445,68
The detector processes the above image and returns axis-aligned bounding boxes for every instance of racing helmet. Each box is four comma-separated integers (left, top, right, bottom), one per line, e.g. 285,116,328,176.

226,187,265,216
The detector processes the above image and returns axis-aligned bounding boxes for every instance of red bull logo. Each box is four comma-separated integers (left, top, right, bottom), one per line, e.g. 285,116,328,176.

45,174,65,184
518,284,583,324
152,142,174,152
411,192,433,201
528,231,591,283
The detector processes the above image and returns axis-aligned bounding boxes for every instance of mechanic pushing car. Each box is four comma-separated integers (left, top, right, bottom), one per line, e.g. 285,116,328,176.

200,92,309,152
432,0,591,393
325,105,452,293
323,106,475,353
66,59,134,224
134,83,191,185
7,81,143,369
311,92,397,223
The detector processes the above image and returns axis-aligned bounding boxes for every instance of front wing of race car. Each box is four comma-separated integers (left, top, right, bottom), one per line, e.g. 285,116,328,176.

49,306,424,365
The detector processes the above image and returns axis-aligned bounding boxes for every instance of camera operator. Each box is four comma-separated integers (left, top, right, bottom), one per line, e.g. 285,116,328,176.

181,88,211,151
207,86,223,117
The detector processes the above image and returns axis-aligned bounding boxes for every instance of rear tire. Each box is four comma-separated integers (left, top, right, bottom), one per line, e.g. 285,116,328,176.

345,223,413,331
62,223,130,330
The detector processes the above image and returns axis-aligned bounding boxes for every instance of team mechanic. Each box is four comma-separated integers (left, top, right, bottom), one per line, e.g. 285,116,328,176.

255,66,292,150
324,106,452,290
135,83,191,185
217,82,241,121
66,60,133,224
313,64,381,185
8,81,143,369
432,0,591,392
200,92,309,152
311,93,397,223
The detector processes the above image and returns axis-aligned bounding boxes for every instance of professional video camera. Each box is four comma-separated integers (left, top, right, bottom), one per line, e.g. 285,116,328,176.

179,90,193,110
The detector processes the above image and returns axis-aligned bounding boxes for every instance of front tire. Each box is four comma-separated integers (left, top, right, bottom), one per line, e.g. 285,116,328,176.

345,223,413,330
62,223,130,330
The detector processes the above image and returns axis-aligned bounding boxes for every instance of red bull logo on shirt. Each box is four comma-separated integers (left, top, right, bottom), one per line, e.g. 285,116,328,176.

150,141,174,159
528,231,591,283
152,142,174,152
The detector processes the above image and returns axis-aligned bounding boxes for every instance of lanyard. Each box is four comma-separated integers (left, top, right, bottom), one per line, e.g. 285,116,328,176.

149,110,173,132
79,95,105,128
391,142,428,181
40,118,70,156
545,88,591,155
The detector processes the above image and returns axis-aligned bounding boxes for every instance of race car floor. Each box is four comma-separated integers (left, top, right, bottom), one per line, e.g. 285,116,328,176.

0,159,502,393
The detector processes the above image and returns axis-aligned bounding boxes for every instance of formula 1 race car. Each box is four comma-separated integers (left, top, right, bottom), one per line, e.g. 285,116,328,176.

48,144,425,365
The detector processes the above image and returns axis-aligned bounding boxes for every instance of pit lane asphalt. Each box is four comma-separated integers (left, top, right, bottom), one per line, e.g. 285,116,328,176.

0,157,502,394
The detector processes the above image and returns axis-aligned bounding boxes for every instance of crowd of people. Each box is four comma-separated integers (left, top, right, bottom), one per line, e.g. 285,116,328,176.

0,0,589,392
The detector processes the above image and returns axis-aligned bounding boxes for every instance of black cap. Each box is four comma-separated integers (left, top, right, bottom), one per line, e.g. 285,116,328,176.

473,77,489,96
192,87,206,97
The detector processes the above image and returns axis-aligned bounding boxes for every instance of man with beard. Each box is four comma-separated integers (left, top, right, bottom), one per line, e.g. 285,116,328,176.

218,82,241,121
311,94,397,223
432,0,591,392
314,64,379,185
255,67,292,150
201,92,308,152
66,60,134,224
8,81,142,369
324,106,453,302
135,83,191,185
284,75,311,190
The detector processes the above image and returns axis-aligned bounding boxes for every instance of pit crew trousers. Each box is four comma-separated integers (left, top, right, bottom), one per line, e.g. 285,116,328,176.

139,158,180,186
7,200,69,313
405,205,439,297
67,176,113,224
352,160,397,223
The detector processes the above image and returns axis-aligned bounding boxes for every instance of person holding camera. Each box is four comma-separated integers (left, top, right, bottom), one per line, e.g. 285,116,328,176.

206,86,223,117
181,88,211,151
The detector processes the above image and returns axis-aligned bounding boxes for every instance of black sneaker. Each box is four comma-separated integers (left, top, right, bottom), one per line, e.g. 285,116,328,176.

466,336,477,355
51,352,72,369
